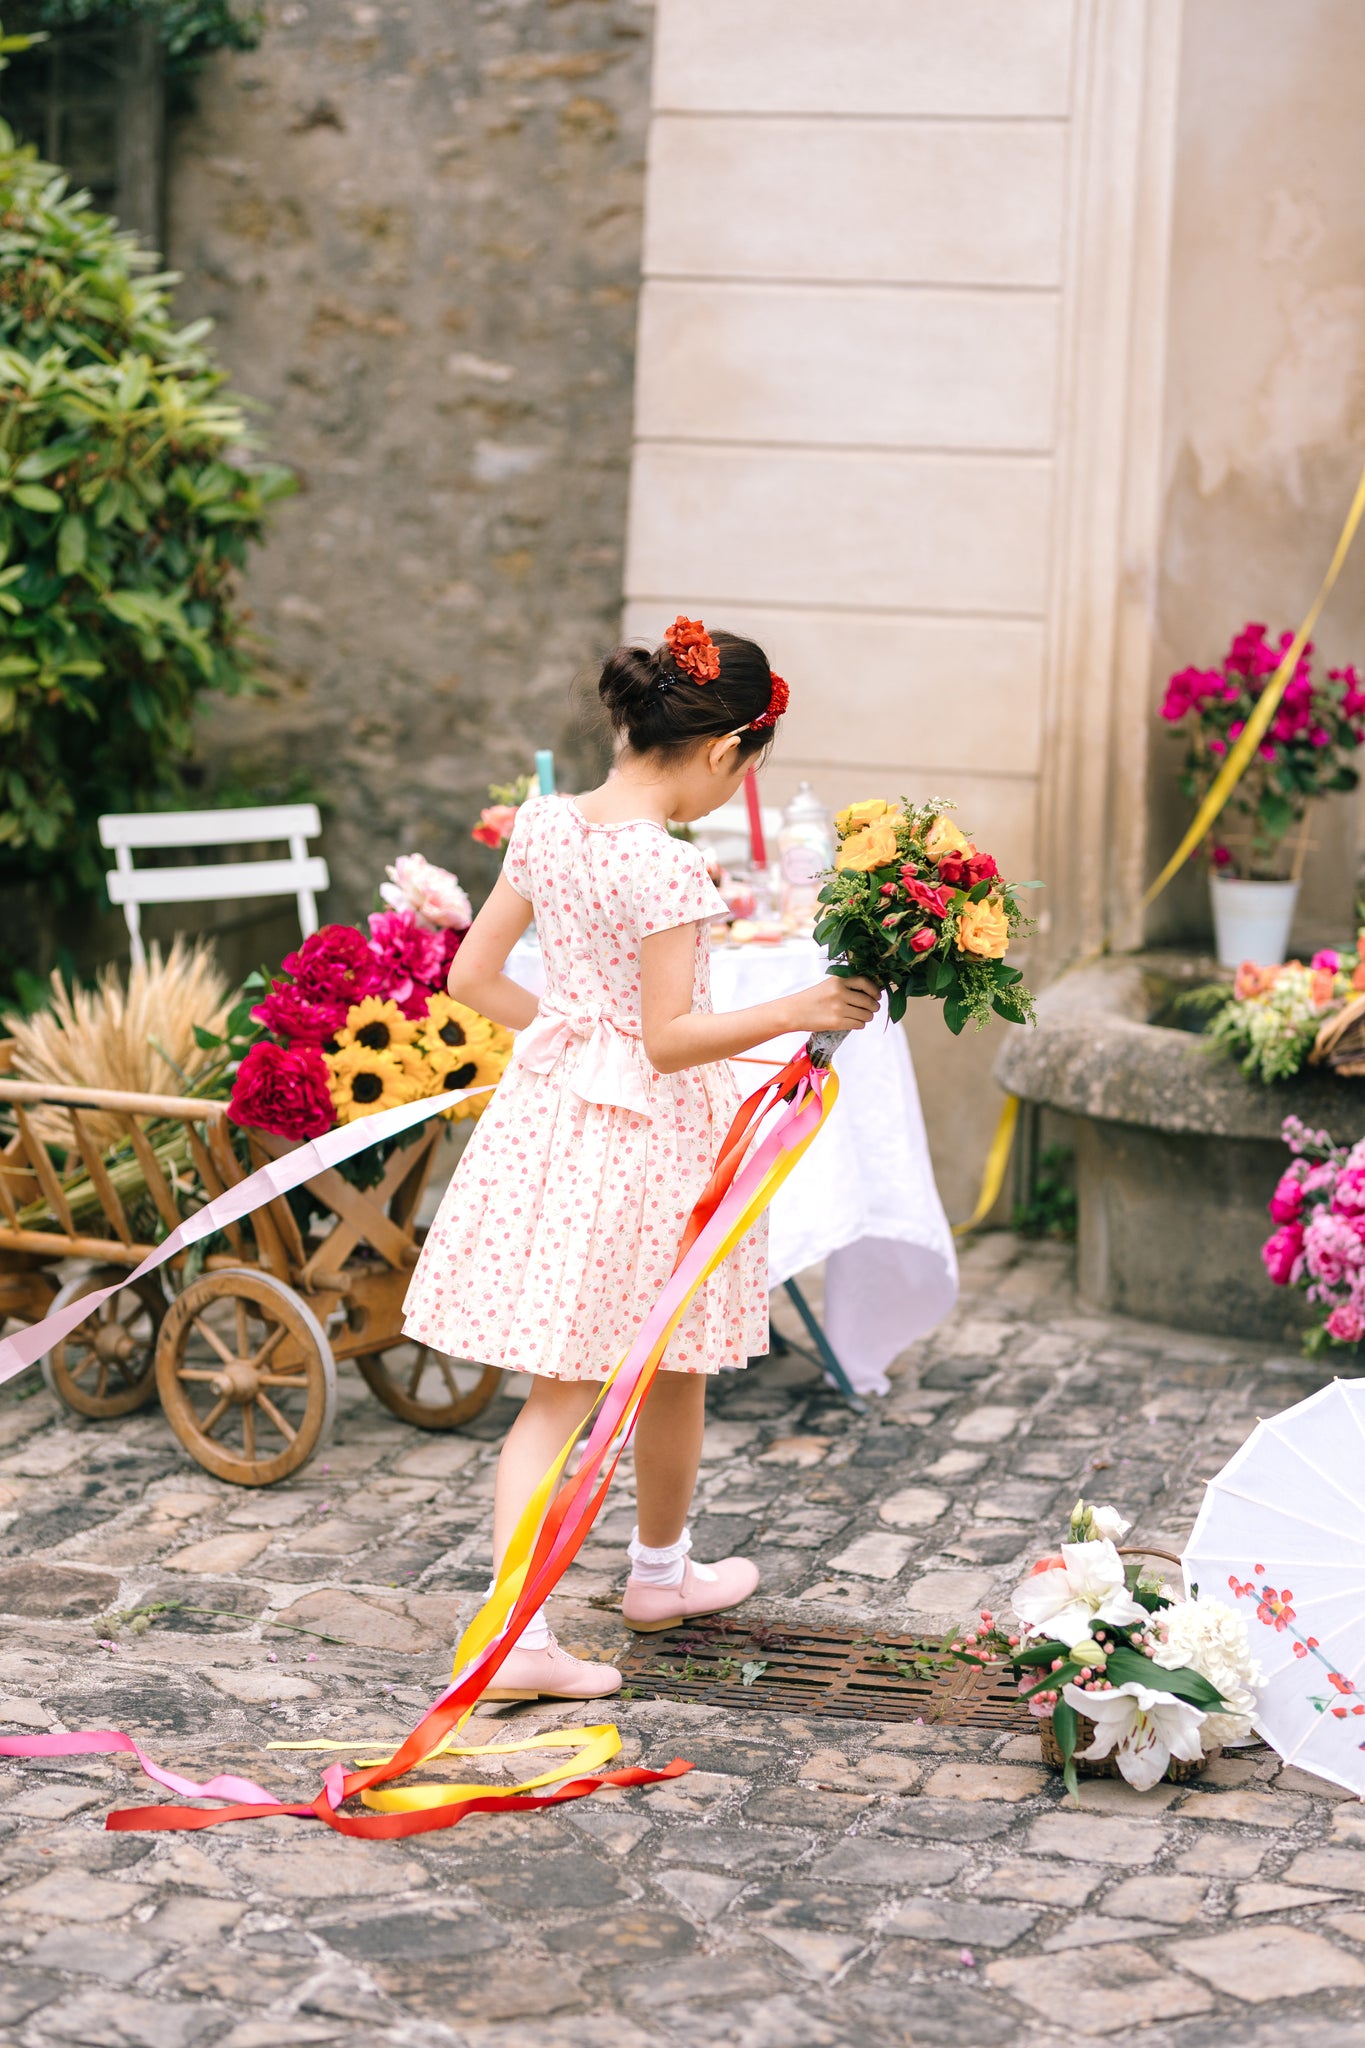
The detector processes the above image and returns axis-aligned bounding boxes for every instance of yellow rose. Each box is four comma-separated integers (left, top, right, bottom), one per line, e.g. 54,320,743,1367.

924,814,971,862
834,797,894,840
836,817,901,872
956,897,1010,959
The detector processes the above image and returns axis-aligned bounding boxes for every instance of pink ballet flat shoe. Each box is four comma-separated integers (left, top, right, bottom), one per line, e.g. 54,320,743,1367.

621,1556,760,1633
478,1631,622,1702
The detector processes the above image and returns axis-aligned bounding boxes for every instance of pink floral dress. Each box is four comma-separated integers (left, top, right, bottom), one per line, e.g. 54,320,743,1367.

402,795,768,1380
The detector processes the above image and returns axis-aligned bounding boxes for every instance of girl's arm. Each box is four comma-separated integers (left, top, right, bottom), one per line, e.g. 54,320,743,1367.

445,875,540,1031
640,923,881,1076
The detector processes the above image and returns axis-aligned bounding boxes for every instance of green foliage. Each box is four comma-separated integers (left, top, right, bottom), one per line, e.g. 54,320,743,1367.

1012,1143,1077,1241
0,115,293,898
4,0,261,74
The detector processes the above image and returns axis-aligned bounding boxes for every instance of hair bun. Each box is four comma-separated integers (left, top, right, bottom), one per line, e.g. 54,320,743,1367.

598,644,660,720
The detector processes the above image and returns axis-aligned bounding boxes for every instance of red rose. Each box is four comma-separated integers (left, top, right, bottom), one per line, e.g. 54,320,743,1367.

935,848,973,886
909,927,937,953
903,875,948,919
966,852,1000,887
228,1041,334,1141
281,925,384,1007
251,980,348,1047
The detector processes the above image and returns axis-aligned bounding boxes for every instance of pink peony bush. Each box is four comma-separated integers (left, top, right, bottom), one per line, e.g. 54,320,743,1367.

1263,1116,1365,1355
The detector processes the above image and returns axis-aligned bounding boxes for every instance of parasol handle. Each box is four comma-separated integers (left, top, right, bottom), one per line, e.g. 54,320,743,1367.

1118,1545,1183,1567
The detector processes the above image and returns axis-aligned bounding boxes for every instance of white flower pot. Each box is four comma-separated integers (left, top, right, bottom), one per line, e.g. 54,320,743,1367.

1208,875,1300,969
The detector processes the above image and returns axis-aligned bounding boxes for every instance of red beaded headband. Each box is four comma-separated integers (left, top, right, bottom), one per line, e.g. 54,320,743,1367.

660,615,788,730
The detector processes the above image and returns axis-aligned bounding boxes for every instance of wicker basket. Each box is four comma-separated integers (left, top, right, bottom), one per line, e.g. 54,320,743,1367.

1033,1543,1216,1785
1038,1710,1216,1783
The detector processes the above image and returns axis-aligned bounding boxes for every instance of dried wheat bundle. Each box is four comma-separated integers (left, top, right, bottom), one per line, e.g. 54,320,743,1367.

1311,993,1365,1077
2,938,232,1148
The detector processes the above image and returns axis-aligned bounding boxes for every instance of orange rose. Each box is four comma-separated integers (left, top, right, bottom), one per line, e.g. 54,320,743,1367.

957,897,1010,959
836,817,901,872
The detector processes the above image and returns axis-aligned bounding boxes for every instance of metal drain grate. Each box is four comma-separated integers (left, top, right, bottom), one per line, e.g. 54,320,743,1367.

618,1621,1033,1726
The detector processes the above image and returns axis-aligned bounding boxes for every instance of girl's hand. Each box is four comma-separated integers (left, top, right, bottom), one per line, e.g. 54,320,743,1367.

788,975,882,1034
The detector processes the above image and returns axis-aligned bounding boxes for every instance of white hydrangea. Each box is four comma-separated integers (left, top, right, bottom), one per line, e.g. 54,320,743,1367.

1151,1596,1263,1746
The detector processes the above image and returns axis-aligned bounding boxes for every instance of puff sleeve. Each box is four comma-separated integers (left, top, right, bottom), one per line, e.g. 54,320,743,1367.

633,833,730,936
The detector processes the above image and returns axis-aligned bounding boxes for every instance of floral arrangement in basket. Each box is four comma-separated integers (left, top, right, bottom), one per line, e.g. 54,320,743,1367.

1261,1115,1365,1354
952,1501,1261,1793
813,799,1035,1033
1198,941,1365,1084
206,854,513,1144
1160,623,1365,877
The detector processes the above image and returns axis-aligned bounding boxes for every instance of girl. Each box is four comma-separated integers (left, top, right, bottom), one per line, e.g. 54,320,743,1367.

402,619,879,1700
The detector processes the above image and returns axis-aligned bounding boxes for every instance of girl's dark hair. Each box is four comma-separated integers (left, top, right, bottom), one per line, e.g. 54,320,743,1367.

598,629,777,762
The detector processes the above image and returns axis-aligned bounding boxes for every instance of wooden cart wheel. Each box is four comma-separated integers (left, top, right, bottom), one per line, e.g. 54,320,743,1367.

41,1265,164,1419
356,1341,502,1431
155,1268,337,1487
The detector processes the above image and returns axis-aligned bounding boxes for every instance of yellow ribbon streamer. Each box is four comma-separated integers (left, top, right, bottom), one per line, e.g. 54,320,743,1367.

1143,458,1365,907
952,1093,1019,1238
271,1724,623,1812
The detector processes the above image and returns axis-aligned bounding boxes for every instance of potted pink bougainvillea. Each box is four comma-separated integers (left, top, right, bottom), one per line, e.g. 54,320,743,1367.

1160,624,1365,967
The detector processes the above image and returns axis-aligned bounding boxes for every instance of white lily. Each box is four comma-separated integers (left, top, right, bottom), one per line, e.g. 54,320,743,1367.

1011,1540,1149,1648
1089,1503,1131,1543
1062,1680,1207,1792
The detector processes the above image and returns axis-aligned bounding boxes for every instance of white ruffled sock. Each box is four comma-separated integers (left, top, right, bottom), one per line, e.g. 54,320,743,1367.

484,1580,550,1652
626,1526,717,1588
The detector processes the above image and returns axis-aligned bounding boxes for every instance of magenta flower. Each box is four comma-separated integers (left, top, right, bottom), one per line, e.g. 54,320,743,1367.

251,980,348,1047
1262,1223,1305,1287
1334,1166,1365,1217
1303,1212,1364,1288
1268,1169,1305,1225
1326,1303,1365,1345
367,909,446,1006
1312,949,1342,974
282,925,384,1007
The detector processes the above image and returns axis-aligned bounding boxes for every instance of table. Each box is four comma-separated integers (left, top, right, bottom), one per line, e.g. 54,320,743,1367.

506,935,958,1395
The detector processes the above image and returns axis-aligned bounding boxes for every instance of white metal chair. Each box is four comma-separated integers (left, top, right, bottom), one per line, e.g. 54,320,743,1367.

98,805,329,967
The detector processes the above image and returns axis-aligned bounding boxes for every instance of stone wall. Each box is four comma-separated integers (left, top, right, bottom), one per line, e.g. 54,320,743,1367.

168,0,654,924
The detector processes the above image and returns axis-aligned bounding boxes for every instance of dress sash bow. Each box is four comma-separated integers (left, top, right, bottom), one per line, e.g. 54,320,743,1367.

512,1007,654,1117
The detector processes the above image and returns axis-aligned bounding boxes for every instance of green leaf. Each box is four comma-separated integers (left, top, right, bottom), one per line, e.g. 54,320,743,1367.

56,514,86,576
10,483,62,513
1052,1694,1079,1761
1104,1644,1224,1710
1013,1639,1069,1668
943,995,970,1036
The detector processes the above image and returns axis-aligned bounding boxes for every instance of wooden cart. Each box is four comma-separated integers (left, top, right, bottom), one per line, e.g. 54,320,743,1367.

0,1059,501,1485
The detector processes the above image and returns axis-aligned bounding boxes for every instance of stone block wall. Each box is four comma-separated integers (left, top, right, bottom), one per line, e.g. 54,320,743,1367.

167,0,654,923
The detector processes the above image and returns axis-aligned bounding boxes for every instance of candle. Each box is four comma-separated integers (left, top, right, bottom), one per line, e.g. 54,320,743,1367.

535,749,555,796
744,767,767,867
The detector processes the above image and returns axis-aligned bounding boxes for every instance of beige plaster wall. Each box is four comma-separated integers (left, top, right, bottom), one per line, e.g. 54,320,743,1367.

1147,0,1365,953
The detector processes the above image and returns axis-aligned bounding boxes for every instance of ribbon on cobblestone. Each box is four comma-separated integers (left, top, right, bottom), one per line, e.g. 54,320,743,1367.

0,1048,838,1837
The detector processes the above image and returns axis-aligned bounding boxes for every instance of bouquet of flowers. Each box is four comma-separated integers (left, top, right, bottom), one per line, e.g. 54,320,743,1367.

1202,942,1365,1084
471,775,532,851
813,798,1035,1033
1261,1115,1365,1353
953,1500,1261,1794
203,853,512,1146
1160,622,1365,877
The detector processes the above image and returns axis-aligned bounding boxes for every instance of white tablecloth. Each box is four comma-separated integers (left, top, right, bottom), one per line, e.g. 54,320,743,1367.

506,935,958,1395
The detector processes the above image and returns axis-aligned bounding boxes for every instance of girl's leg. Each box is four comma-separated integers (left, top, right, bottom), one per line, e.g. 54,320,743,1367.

493,1374,600,1568
631,1369,707,1548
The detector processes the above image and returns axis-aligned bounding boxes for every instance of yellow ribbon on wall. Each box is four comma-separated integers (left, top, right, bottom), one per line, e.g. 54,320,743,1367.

1142,458,1365,907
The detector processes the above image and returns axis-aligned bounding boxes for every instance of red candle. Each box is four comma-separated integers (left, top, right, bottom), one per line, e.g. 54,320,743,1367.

744,767,767,868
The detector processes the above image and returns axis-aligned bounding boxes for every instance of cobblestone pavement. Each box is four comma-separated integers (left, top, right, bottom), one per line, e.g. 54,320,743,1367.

3,1234,1365,2047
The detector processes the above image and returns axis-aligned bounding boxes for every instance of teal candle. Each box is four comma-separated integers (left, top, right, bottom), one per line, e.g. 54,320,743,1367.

535,749,555,796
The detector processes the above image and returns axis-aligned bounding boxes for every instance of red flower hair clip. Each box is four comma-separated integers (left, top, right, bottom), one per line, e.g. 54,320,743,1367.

749,672,789,731
663,614,721,684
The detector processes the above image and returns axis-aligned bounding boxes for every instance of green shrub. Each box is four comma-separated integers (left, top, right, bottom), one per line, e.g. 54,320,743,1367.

4,2,261,77
0,99,292,898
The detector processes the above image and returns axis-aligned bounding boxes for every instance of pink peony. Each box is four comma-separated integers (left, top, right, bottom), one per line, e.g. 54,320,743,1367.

1326,1303,1365,1345
228,1041,333,1141
1334,1166,1365,1217
251,980,348,1048
367,908,446,1007
282,925,384,1007
1268,1169,1305,1225
1262,1223,1305,1287
379,852,472,931
1303,1212,1364,1288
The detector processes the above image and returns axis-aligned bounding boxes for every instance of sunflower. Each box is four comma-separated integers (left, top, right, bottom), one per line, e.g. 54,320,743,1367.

325,1041,423,1123
334,995,421,1058
417,991,495,1061
418,1027,513,1122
